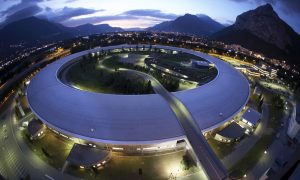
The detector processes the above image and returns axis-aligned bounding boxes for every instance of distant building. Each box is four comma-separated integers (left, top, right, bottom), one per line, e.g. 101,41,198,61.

252,63,277,79
241,107,261,130
287,103,300,139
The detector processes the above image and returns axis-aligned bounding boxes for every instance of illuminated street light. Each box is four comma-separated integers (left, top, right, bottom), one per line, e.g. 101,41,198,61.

264,150,267,154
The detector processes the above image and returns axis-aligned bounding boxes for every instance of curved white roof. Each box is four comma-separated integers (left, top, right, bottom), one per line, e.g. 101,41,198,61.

26,45,249,144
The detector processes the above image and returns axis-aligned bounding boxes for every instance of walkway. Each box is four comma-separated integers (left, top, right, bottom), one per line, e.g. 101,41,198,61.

120,68,228,180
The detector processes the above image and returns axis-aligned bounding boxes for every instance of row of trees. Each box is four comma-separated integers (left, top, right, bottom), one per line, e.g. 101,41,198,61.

104,72,153,94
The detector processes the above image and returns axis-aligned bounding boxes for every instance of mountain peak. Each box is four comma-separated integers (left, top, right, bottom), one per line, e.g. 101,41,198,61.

234,3,294,50
257,3,274,12
148,13,224,36
211,3,300,67
176,13,199,22
182,13,194,17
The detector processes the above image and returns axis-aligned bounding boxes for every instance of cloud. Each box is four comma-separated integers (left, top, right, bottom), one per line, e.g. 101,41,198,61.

278,1,300,15
44,7,103,23
63,14,137,27
122,9,178,20
4,5,43,23
1,0,43,16
0,0,46,24
64,0,78,2
227,0,300,15
63,9,179,28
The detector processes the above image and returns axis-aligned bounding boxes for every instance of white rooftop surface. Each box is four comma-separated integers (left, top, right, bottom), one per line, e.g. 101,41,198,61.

27,44,250,144
242,107,261,125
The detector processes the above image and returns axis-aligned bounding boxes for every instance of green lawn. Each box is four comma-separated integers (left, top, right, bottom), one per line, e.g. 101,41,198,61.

21,129,73,169
229,134,274,178
268,105,284,130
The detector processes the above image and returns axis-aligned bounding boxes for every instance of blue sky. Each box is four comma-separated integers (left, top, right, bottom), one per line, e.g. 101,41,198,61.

0,0,299,33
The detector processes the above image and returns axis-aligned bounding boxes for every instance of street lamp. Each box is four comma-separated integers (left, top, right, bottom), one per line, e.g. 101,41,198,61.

264,150,267,154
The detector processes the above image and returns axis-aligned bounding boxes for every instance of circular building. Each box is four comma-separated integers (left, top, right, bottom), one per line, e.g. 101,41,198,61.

26,44,250,152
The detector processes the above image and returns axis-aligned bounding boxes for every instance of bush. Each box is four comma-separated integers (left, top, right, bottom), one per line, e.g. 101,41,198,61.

181,152,195,170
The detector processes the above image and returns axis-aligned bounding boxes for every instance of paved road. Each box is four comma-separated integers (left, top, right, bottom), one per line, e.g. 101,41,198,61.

120,68,228,180
0,96,29,179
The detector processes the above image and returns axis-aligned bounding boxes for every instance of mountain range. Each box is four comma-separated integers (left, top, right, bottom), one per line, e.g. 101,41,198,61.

0,17,123,45
0,4,299,66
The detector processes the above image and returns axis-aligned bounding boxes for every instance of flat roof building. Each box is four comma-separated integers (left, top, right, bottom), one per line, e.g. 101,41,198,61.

67,144,110,168
242,107,261,127
26,44,250,180
27,44,250,145
214,122,245,143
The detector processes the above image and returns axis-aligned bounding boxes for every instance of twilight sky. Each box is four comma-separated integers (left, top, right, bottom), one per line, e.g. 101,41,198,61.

0,0,299,33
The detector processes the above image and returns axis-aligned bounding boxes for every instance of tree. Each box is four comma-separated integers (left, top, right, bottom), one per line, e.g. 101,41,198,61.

146,80,152,93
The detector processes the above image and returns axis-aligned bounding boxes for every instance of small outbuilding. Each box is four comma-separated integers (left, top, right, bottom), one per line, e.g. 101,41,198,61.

67,143,110,169
27,119,46,140
214,122,245,143
241,107,261,129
